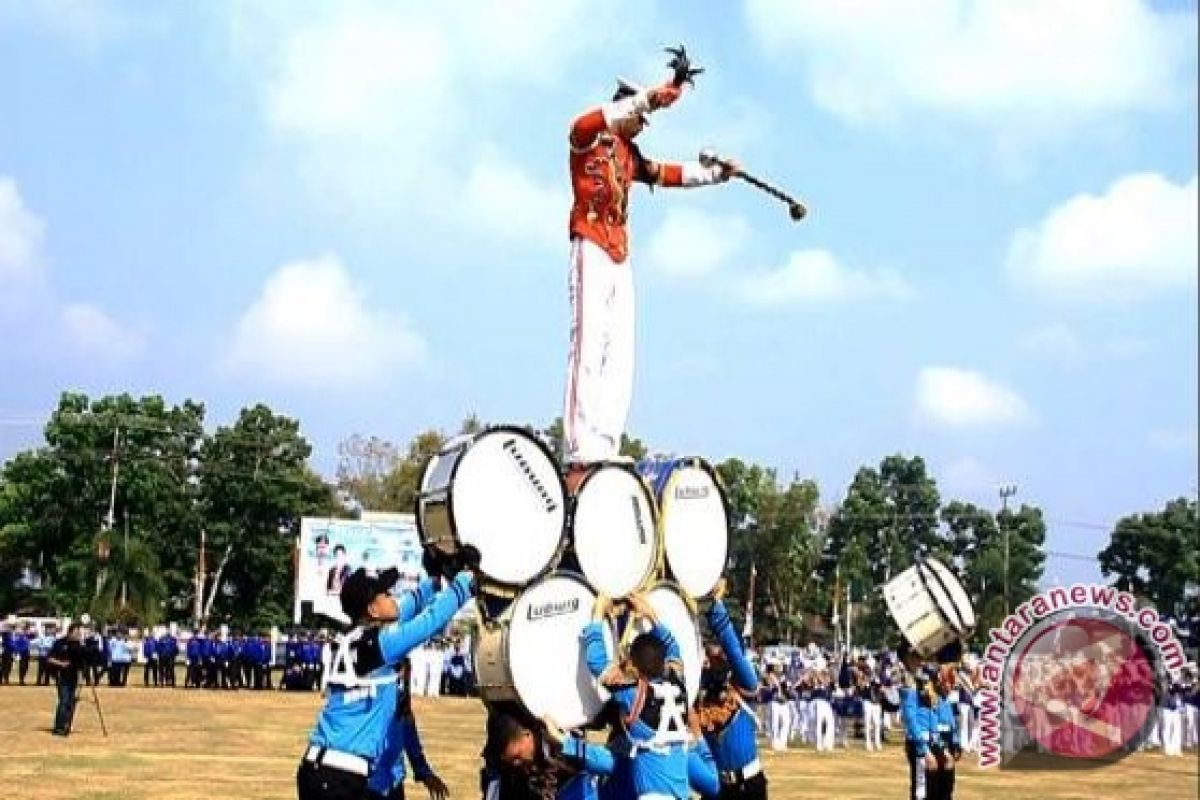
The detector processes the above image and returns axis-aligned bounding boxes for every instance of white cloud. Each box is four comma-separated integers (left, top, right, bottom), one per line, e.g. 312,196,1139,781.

646,208,751,277
1019,322,1084,360
745,0,1196,129
0,177,45,290
1148,427,1197,453
738,249,913,305
59,303,147,362
1007,172,1198,301
226,255,426,386
461,158,567,251
915,366,1032,428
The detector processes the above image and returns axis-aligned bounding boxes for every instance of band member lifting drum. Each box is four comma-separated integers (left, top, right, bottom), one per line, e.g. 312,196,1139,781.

563,48,740,472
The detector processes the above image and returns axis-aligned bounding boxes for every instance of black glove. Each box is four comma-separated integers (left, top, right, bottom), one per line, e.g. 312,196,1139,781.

422,544,446,582
456,544,482,573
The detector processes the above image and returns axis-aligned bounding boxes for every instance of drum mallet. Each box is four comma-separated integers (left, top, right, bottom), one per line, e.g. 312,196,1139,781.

699,148,808,222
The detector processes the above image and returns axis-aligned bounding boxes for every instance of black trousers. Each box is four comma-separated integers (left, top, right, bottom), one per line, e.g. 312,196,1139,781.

0,652,12,683
719,772,768,800
296,760,367,800
53,678,78,734
17,654,30,684
144,658,158,686
366,784,406,800
36,656,49,685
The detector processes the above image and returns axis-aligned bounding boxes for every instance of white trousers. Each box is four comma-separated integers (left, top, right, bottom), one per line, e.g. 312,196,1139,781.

863,701,882,751
813,699,835,751
1184,705,1198,749
792,699,810,742
958,704,973,752
1161,708,1182,756
768,701,792,751
563,238,635,465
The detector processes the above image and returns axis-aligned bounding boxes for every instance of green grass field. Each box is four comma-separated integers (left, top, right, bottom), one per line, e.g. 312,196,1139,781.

0,683,1195,800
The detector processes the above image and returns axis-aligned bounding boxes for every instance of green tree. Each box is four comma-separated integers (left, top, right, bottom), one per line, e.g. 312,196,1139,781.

199,405,336,627
941,501,1004,643
823,455,942,645
0,392,204,617
1099,497,1199,617
91,533,167,626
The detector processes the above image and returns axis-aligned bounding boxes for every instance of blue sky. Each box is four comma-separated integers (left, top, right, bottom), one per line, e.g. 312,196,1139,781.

1,1,1196,588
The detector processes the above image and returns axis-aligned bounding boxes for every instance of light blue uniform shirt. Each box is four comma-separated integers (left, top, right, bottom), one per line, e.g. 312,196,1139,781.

309,575,469,762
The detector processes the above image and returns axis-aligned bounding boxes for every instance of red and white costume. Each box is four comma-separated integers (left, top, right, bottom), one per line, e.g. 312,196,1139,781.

562,89,726,465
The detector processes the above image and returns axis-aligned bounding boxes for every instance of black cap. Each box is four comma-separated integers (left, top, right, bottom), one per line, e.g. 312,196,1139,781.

340,567,400,621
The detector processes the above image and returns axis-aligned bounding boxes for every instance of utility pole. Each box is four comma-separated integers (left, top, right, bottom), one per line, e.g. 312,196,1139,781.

194,527,207,625
97,425,121,598
999,484,1018,615
122,511,129,608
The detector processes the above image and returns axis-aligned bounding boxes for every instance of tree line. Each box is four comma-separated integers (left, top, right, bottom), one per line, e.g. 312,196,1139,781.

1,391,1195,646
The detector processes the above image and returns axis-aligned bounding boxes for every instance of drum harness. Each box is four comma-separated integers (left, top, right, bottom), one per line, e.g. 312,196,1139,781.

321,627,396,701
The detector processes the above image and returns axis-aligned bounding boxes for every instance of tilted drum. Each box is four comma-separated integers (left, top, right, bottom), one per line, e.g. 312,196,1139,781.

417,426,565,589
474,571,614,729
638,457,730,599
883,557,976,658
570,462,659,599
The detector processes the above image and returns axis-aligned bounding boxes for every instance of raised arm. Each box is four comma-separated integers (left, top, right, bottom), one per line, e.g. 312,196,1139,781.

705,599,759,692
569,84,682,150
395,578,438,624
688,737,720,798
379,572,474,665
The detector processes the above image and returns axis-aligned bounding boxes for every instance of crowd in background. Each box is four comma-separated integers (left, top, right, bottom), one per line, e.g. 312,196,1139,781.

747,642,1200,758
0,618,477,698
4,617,1198,757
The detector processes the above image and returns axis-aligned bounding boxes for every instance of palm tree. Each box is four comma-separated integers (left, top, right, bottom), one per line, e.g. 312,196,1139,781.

92,534,167,626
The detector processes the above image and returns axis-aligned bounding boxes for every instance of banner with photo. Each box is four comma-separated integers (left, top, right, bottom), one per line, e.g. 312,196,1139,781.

294,513,424,623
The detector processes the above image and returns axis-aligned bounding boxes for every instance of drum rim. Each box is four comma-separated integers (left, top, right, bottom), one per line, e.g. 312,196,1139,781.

914,557,975,638
651,458,731,599
414,425,567,589
473,569,613,726
568,461,661,596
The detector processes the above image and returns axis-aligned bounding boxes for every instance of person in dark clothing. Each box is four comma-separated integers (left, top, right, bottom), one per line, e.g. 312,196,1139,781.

47,624,88,736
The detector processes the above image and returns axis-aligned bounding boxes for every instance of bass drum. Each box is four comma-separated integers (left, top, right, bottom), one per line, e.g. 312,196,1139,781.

570,462,659,599
474,572,614,729
624,581,703,707
417,426,565,589
883,557,976,658
638,457,729,599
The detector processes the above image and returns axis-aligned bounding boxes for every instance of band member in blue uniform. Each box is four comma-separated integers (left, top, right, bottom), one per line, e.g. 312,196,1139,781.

928,666,961,800
367,658,450,800
584,592,691,800
259,632,275,690
141,632,159,687
296,546,477,800
695,579,764,800
899,647,937,800
185,630,204,688
481,704,612,800
158,630,178,687
10,626,31,685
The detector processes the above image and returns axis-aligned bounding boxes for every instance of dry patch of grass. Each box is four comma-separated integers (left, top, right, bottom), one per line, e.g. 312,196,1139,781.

0,685,1195,799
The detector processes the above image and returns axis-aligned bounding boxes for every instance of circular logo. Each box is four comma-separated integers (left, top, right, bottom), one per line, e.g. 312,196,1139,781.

1010,614,1157,759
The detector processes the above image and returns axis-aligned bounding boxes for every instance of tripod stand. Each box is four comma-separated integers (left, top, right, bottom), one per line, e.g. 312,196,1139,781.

70,679,109,737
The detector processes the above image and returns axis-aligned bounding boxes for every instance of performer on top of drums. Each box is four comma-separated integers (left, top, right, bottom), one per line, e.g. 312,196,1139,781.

583,592,691,800
563,60,740,478
695,580,766,800
296,551,478,800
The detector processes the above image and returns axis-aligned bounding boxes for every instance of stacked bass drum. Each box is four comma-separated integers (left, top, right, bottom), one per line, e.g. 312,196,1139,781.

415,428,731,727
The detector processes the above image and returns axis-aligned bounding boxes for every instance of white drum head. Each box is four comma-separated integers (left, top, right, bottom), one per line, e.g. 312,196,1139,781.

573,465,657,598
643,584,702,706
924,558,976,635
659,463,728,598
507,574,613,728
451,429,565,585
